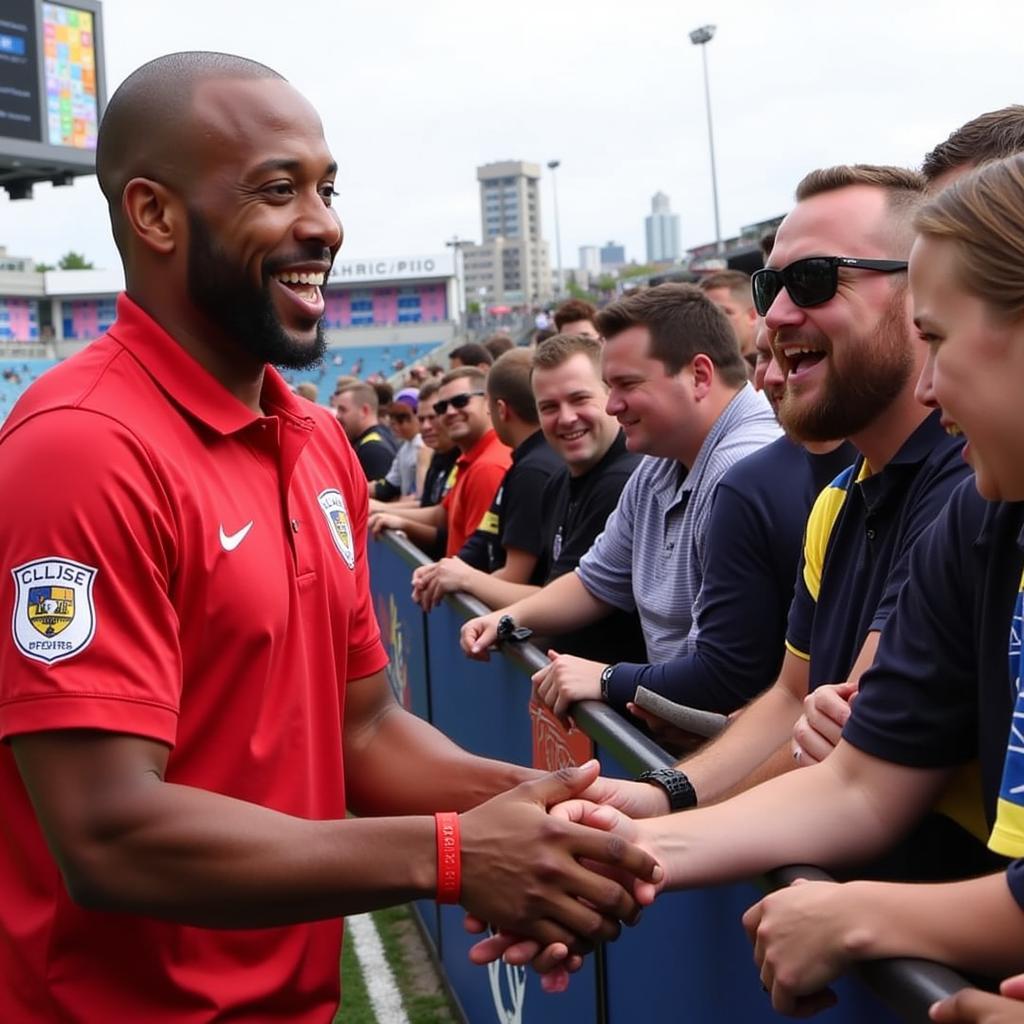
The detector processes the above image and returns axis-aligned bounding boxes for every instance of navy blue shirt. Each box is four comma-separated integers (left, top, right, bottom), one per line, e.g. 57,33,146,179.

458,430,562,582
786,410,970,690
604,436,855,713
845,478,1022,904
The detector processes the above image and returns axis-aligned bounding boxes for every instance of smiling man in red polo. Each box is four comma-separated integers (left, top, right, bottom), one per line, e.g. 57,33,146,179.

368,366,512,555
0,52,659,1023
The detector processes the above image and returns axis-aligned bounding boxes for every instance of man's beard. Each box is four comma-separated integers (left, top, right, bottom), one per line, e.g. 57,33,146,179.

777,288,914,444
186,208,328,371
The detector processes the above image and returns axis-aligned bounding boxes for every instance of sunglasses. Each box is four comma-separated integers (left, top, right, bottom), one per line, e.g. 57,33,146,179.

751,256,908,316
433,391,485,416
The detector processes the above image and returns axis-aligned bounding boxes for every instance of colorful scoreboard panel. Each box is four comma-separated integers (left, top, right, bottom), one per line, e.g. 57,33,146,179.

41,3,98,150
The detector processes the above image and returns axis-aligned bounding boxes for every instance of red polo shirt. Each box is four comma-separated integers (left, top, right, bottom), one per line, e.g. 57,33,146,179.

0,295,388,1022
441,428,511,556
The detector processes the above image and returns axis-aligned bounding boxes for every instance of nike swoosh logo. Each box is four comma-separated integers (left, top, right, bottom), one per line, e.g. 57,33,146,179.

219,521,254,552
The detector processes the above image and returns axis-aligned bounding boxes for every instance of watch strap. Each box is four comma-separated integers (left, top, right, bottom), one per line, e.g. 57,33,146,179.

636,767,698,811
600,664,616,701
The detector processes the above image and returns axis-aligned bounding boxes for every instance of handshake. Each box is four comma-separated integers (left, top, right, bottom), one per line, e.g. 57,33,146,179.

453,759,673,990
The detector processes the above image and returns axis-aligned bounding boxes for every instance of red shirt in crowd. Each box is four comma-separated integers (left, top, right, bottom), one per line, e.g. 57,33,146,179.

441,428,511,556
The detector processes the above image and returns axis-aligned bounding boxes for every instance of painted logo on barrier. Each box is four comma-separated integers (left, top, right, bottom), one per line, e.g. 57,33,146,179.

487,933,527,1024
530,695,594,771
374,592,411,710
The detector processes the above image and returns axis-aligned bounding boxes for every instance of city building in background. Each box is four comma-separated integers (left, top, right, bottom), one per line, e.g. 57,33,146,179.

461,160,552,308
578,245,601,277
600,240,626,273
645,191,681,264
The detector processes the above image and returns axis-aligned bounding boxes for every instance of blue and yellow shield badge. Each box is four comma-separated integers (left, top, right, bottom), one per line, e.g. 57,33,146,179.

12,557,97,664
28,585,75,636
317,488,355,569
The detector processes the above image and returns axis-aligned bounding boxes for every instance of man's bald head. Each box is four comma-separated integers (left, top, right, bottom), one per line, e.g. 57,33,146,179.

96,52,284,247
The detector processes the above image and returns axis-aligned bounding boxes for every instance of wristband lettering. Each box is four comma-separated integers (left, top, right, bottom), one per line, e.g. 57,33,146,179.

434,811,461,904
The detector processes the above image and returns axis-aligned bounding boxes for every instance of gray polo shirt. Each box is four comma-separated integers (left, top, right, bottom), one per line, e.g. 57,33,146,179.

576,384,780,663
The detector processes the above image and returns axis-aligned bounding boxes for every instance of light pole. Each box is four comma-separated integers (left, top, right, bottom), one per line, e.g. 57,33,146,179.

445,235,469,326
547,159,563,300
689,24,723,256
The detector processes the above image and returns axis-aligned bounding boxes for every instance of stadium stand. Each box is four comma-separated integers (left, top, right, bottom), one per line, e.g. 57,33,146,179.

0,360,57,423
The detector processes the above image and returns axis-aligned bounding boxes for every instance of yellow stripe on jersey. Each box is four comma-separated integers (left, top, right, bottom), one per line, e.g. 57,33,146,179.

990,799,1024,857
785,640,811,662
360,432,384,445
801,465,859,602
476,510,500,535
988,567,1024,857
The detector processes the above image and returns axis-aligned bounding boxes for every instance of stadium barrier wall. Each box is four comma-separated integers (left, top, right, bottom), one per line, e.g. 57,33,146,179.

368,530,970,1024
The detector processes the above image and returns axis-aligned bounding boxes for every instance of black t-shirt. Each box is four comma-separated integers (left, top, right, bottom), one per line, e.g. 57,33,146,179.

353,425,397,482
604,436,856,714
458,430,562,583
537,432,647,665
420,448,459,508
416,447,458,560
844,478,1022,896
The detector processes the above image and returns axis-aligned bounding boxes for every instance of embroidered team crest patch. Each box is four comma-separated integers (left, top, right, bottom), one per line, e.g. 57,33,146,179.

12,557,98,664
317,488,355,569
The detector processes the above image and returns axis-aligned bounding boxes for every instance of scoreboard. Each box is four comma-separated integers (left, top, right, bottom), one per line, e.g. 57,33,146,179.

0,0,106,198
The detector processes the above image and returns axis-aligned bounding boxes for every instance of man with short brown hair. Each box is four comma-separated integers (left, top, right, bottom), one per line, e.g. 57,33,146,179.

698,269,758,376
334,380,396,480
553,297,600,339
462,283,779,680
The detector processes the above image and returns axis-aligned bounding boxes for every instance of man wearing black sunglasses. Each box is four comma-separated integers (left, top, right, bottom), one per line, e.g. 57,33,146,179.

578,164,973,826
369,367,512,557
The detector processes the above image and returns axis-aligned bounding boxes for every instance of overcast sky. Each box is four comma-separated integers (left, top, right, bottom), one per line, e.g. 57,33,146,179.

3,0,1024,272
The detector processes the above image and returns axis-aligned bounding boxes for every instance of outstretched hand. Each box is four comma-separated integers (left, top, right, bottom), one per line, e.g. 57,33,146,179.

465,780,665,979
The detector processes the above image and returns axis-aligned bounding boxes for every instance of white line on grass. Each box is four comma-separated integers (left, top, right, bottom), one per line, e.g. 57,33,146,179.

348,913,411,1024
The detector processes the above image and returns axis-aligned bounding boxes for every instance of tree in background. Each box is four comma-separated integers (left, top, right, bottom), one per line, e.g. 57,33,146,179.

57,251,94,270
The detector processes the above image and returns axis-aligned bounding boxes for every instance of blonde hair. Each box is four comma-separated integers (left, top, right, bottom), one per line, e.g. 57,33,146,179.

915,153,1024,321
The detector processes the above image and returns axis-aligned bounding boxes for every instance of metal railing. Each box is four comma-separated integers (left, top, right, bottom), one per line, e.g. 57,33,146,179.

377,528,972,1023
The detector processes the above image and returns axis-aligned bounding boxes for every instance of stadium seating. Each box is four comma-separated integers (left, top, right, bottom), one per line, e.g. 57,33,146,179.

278,342,441,403
0,359,57,424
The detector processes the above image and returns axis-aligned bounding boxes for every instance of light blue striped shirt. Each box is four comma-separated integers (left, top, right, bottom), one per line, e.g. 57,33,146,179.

576,384,780,663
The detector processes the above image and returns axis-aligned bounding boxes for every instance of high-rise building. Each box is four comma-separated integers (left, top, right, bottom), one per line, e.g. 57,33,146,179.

600,241,626,272
578,245,601,276
645,192,681,263
461,160,552,307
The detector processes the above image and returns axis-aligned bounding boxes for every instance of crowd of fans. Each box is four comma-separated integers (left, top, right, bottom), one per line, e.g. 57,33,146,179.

328,106,1024,1022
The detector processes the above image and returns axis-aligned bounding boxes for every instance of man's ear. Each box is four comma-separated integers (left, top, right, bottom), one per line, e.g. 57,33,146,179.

495,397,511,422
121,177,181,256
690,353,715,400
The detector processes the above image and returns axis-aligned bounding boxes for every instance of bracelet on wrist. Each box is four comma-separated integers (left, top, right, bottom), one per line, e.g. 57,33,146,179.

434,811,461,904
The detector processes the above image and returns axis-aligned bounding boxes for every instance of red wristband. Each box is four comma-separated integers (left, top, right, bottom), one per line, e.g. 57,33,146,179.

434,812,461,904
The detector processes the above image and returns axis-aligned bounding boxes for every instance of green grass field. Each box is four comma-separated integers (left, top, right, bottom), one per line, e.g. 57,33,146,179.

336,905,458,1024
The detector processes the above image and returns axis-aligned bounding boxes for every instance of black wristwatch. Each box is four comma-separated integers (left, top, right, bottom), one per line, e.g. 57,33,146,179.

496,614,533,642
636,767,698,812
599,664,616,701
